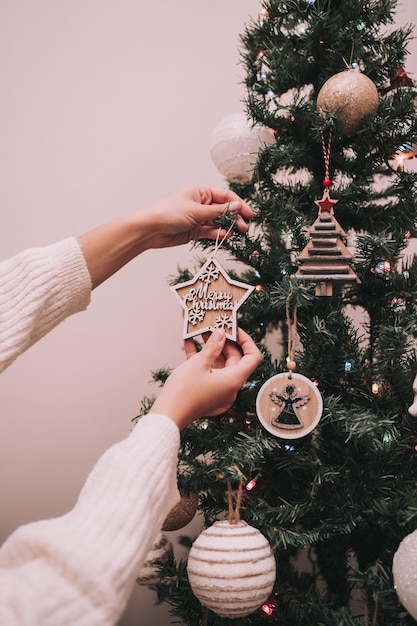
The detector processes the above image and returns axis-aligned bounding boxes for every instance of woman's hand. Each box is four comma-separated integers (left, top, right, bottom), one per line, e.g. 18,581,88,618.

140,186,254,249
78,186,254,289
151,328,262,430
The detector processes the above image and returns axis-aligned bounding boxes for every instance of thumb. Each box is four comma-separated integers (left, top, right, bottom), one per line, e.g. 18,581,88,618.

200,329,226,365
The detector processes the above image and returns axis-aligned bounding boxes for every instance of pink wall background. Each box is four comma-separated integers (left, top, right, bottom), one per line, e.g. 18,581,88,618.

0,1,416,624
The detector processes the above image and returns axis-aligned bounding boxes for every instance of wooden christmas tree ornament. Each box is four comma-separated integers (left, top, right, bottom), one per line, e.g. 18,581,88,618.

171,255,254,341
295,188,361,296
296,129,360,296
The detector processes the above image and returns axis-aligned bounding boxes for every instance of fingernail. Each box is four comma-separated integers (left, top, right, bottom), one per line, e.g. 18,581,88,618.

228,201,240,213
212,329,225,341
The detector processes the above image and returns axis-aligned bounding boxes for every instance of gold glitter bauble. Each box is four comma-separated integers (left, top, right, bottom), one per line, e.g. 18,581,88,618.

317,69,379,135
161,490,199,531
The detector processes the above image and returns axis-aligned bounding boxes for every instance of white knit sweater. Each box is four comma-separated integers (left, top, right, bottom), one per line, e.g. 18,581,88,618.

0,238,180,625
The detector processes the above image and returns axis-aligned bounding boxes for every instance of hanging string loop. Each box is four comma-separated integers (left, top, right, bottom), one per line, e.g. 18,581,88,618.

321,127,333,188
213,203,236,257
227,480,243,524
285,299,298,378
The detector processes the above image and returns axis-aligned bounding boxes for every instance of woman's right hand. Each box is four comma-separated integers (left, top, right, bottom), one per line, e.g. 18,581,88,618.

151,328,262,430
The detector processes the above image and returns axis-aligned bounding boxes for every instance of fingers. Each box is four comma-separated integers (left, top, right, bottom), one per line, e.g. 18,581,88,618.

233,328,263,379
194,201,251,231
198,329,227,366
205,187,254,220
184,337,198,361
194,186,254,235
185,328,262,379
221,338,244,368
183,330,228,366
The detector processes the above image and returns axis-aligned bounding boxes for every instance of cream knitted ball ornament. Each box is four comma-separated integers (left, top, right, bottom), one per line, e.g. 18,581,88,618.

210,112,276,183
392,528,417,619
136,532,173,586
187,519,276,618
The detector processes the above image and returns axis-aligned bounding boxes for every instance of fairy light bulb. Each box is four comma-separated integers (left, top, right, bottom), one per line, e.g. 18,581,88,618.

344,358,355,373
374,260,391,275
245,474,260,491
260,601,275,616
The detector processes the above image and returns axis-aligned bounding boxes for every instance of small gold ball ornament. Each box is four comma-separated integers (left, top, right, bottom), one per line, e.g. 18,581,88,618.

317,69,379,135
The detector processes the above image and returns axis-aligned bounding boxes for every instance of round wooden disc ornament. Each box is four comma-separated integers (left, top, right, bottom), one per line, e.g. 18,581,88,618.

256,372,323,439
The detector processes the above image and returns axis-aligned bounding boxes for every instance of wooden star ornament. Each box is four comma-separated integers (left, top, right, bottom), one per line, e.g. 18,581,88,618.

171,256,254,341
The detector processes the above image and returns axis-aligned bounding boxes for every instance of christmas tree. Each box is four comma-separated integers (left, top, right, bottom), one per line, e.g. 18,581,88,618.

136,1,417,624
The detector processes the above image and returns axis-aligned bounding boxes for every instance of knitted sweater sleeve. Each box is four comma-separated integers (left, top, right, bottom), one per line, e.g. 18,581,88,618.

0,239,182,623
0,237,92,373
0,413,181,626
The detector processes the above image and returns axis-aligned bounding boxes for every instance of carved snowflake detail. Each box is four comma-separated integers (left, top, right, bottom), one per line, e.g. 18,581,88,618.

199,262,220,283
188,307,205,326
213,314,233,330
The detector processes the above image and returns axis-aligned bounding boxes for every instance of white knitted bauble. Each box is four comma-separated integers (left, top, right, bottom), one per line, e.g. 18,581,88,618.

136,532,173,586
210,113,276,183
393,528,417,618
187,519,276,618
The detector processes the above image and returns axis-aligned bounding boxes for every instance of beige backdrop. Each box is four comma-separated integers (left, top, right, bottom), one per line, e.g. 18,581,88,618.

1,2,416,625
